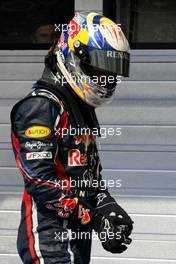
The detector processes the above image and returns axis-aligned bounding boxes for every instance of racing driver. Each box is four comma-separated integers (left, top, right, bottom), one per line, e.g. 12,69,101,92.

10,12,133,264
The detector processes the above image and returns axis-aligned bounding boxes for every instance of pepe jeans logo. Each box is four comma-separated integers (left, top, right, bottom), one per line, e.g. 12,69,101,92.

25,126,51,138
25,141,53,150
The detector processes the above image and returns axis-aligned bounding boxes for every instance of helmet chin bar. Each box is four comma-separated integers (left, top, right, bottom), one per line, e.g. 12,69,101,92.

55,48,96,107
67,53,116,102
55,47,116,108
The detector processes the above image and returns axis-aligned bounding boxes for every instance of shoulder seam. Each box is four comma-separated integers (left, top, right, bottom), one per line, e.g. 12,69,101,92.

31,89,64,115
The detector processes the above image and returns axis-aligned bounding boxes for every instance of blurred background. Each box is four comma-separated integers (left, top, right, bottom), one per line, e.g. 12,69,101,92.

0,0,176,48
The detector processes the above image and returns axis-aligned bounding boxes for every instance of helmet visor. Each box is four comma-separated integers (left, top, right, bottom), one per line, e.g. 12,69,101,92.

81,48,130,77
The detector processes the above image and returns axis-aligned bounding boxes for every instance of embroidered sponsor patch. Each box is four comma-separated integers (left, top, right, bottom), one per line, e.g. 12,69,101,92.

25,141,53,150
96,193,107,206
68,149,88,166
78,205,91,225
25,126,51,138
26,151,52,160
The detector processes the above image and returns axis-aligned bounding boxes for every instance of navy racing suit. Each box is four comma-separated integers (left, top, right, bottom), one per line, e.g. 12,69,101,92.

10,70,103,264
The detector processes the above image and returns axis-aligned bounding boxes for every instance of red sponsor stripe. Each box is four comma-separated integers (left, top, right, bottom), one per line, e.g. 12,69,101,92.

55,155,71,192
55,111,69,140
23,191,40,264
11,132,30,182
11,131,21,152
55,111,71,192
16,154,30,181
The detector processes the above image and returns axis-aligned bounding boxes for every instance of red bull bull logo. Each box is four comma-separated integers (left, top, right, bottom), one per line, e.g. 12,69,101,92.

74,134,94,149
78,205,91,225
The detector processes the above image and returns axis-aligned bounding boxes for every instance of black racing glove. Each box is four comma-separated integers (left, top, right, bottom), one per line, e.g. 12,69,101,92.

93,190,133,253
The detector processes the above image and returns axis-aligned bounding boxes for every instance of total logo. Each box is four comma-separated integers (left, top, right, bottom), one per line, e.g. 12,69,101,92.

25,126,51,138
26,151,52,160
68,149,88,166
